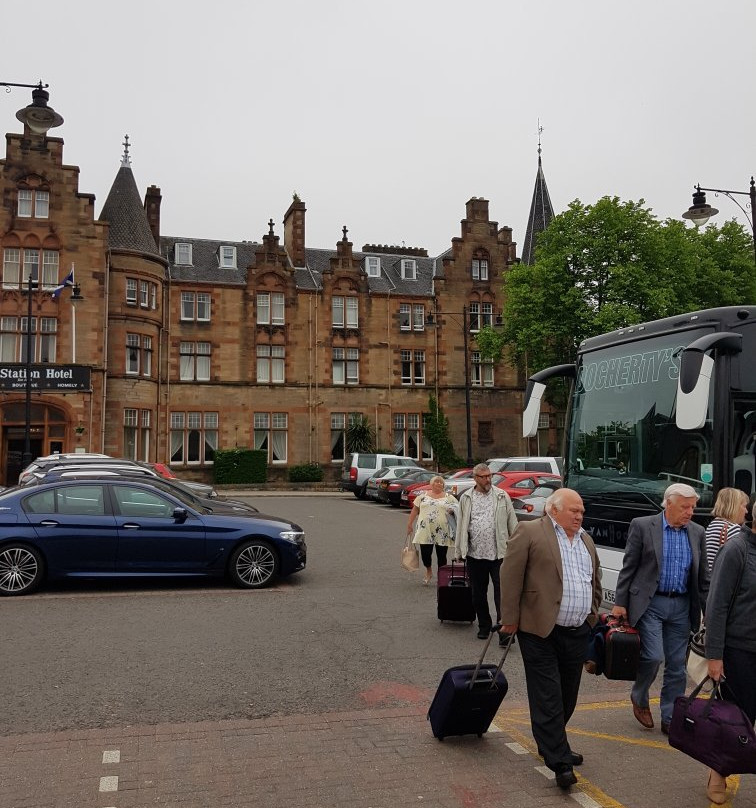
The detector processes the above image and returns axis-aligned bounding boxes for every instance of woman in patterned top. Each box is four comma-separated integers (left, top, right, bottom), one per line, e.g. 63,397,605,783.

704,487,749,572
407,475,459,585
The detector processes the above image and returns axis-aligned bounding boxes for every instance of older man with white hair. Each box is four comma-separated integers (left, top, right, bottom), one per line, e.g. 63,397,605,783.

500,488,602,789
612,482,709,735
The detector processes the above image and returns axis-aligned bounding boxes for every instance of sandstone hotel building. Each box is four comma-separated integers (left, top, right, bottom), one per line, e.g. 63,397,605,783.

0,91,557,486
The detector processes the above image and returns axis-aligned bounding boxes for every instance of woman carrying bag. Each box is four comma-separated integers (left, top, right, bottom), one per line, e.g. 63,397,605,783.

407,475,459,585
704,501,756,804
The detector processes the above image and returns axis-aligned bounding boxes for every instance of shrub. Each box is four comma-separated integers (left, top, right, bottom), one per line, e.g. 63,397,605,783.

288,463,324,483
213,449,267,483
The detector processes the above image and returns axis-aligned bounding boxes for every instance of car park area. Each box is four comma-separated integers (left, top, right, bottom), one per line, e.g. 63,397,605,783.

1,492,746,808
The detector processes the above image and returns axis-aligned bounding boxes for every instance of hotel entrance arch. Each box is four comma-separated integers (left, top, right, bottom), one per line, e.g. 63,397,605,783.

1,401,69,486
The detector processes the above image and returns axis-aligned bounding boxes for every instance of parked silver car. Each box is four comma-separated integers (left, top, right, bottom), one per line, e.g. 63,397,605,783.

511,481,563,521
365,465,424,501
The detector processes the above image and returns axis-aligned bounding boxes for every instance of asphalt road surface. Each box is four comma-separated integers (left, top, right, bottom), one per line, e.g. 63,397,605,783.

1,494,629,736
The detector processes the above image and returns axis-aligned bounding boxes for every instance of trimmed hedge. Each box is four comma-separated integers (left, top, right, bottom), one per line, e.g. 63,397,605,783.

288,463,324,483
213,448,267,484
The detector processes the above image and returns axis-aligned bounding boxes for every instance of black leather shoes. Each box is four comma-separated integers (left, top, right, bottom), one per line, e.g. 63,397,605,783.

498,632,513,647
555,767,577,789
661,721,670,736
477,628,489,639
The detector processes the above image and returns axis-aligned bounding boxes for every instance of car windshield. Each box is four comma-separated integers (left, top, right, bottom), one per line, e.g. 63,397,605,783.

530,485,560,498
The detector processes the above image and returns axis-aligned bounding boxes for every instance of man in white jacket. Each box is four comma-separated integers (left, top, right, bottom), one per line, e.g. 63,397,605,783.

455,463,518,643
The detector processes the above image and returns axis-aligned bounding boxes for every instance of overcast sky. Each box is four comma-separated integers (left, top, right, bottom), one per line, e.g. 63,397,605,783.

3,1,754,257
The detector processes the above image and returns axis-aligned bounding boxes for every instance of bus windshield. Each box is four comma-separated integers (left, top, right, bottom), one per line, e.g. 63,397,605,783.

564,327,715,510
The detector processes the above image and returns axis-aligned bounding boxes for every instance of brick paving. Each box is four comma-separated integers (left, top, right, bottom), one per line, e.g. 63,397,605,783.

2,699,756,807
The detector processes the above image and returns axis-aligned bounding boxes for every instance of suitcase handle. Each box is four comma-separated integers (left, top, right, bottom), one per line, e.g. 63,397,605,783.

469,625,514,690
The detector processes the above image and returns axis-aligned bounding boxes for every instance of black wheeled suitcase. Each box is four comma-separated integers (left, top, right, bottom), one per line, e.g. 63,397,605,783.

437,560,475,623
587,614,640,680
428,631,512,740
603,615,640,680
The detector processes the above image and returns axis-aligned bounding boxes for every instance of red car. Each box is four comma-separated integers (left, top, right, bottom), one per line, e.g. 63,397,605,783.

495,471,561,498
401,468,475,508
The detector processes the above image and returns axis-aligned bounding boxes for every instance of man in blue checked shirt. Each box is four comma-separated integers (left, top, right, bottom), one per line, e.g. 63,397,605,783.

612,483,709,736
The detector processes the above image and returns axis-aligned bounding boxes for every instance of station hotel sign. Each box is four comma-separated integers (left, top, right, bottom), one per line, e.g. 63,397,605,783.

0,364,91,391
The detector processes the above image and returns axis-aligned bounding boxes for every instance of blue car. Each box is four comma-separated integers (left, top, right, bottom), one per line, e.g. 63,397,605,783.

0,478,306,596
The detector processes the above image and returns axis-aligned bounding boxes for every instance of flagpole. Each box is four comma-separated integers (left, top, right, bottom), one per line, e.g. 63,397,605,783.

70,263,76,363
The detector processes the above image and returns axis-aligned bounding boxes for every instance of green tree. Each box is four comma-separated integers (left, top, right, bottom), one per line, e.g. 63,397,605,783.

424,396,464,470
497,196,755,374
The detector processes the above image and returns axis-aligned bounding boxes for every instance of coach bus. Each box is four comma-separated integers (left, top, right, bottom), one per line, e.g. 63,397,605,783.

521,306,756,606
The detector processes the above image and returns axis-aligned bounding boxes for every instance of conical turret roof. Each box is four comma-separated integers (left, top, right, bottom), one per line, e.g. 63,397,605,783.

521,146,554,266
98,151,159,255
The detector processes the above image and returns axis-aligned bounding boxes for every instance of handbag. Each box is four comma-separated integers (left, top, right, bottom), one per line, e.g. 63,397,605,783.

401,534,419,572
669,676,756,776
686,627,708,683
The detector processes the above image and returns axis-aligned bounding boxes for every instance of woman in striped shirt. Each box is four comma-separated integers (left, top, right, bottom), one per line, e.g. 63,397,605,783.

704,487,749,572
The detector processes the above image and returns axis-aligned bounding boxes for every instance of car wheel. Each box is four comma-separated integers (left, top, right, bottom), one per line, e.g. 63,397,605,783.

229,539,279,589
356,483,367,500
0,543,44,596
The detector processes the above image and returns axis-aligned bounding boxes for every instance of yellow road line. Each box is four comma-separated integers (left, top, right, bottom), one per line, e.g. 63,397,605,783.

494,719,628,808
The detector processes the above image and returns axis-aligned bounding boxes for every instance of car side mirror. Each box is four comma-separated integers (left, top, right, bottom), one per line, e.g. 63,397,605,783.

173,507,188,523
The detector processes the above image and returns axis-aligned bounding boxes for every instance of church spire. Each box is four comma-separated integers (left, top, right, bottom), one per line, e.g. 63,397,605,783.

521,121,555,266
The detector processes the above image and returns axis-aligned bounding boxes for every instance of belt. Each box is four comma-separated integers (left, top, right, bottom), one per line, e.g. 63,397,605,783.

656,590,687,598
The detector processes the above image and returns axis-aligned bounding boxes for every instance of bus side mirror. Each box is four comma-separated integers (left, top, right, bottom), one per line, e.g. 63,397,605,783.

523,381,546,438
676,332,742,431
522,364,577,439
677,352,714,430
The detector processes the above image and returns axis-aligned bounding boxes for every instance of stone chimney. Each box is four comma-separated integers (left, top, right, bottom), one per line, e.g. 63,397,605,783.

144,185,162,248
465,197,490,221
283,196,306,267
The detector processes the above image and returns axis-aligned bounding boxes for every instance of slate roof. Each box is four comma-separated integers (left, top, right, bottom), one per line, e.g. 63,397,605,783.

159,237,259,284
521,151,554,266
304,248,436,297
98,165,160,255
158,237,441,297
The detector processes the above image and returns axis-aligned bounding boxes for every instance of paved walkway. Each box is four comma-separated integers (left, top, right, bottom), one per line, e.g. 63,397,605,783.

2,694,756,808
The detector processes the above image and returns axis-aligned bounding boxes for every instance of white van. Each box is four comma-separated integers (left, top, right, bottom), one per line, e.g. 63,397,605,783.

341,453,418,499
486,456,563,476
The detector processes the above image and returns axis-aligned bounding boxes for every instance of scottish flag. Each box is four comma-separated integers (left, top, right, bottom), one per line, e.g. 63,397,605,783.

52,267,75,299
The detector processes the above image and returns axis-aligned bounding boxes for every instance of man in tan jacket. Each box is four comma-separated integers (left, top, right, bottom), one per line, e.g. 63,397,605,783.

500,488,601,790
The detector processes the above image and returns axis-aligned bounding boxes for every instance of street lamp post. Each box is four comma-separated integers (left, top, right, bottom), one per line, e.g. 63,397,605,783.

22,269,37,467
682,177,756,267
6,81,64,468
427,306,473,467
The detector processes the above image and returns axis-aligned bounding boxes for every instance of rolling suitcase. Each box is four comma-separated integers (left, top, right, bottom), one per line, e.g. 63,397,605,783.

589,614,640,680
603,615,640,680
437,560,475,623
428,629,513,740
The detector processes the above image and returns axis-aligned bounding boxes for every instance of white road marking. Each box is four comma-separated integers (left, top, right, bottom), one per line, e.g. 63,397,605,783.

102,750,120,764
535,765,553,779
571,791,602,808
99,776,118,792
505,741,530,754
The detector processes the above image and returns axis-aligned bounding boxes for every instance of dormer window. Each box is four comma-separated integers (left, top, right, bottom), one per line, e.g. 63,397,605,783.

401,259,416,280
175,243,192,265
219,245,236,268
365,256,381,277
